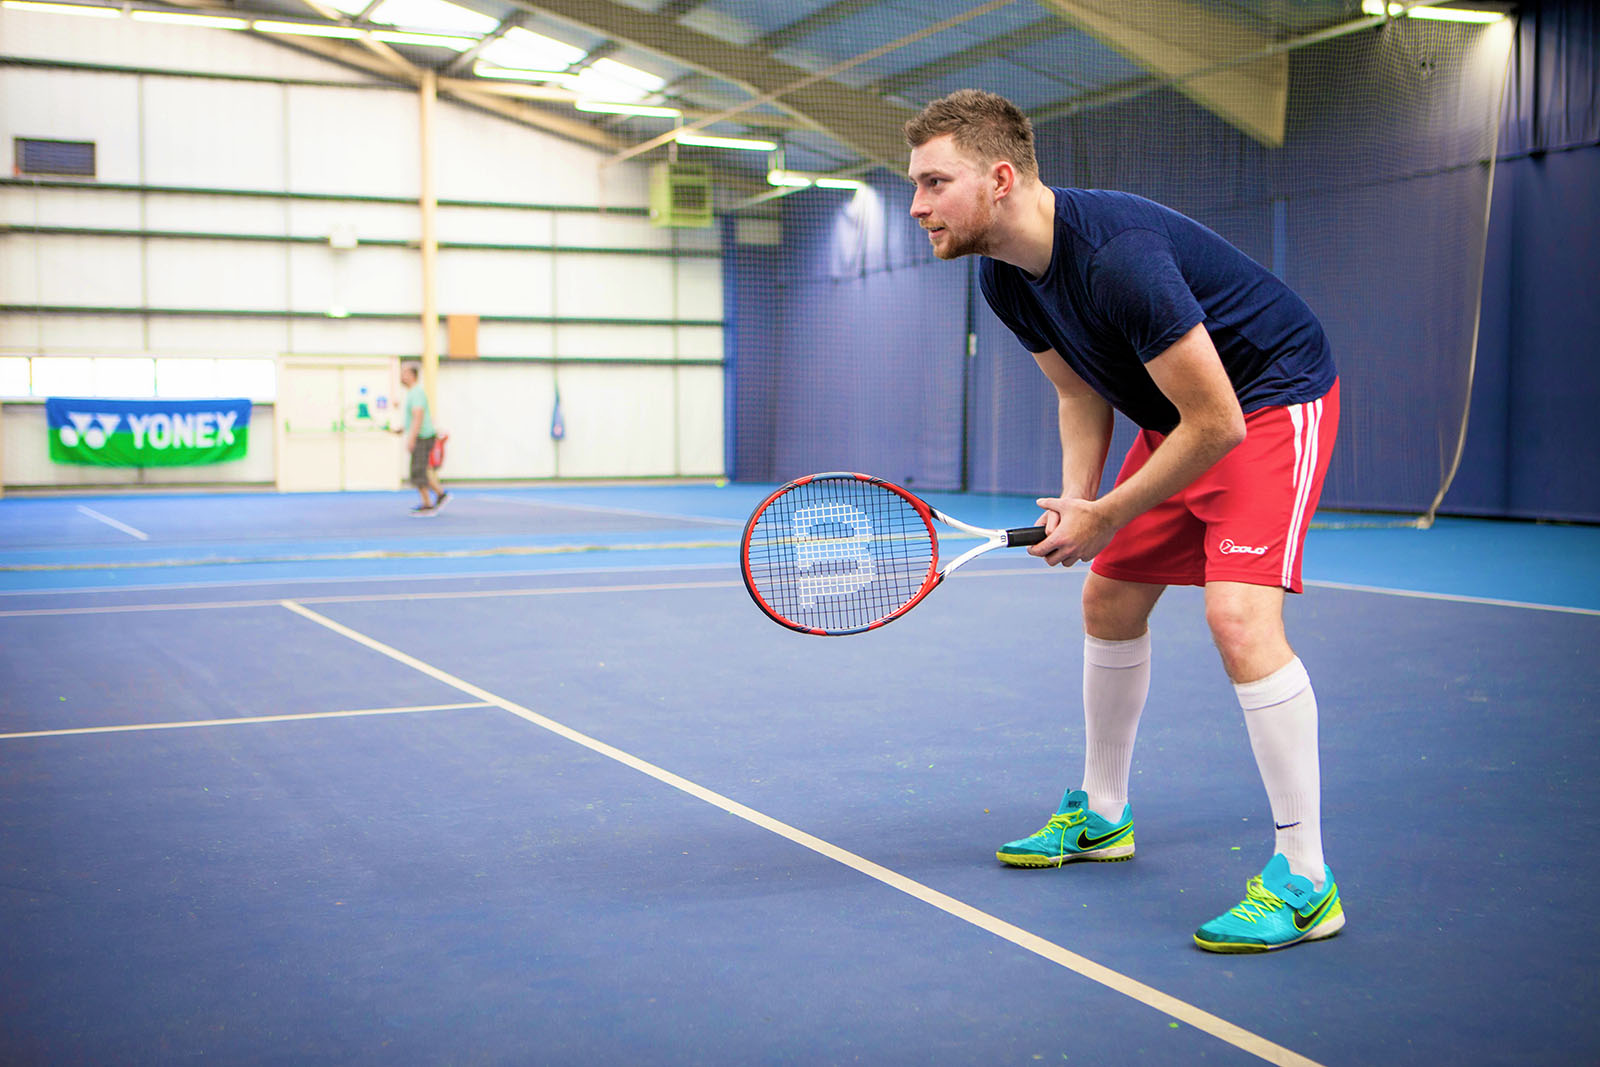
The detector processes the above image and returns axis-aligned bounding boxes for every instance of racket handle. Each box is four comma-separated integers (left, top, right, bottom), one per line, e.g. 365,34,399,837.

1004,526,1047,547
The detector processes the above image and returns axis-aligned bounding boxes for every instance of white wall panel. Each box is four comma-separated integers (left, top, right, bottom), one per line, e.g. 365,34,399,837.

675,258,724,320
556,254,676,320
553,364,678,477
432,104,641,208
435,206,554,247
286,87,418,198
675,365,725,476
553,324,675,360
0,188,142,229
146,240,288,310
145,317,291,356
2,235,144,307
0,68,142,183
436,363,557,479
288,318,430,357
141,76,287,190
671,226,721,253
144,193,289,236
474,323,555,358
436,248,554,318
287,245,419,316
553,212,674,250
0,314,146,353
287,199,420,244
676,326,724,360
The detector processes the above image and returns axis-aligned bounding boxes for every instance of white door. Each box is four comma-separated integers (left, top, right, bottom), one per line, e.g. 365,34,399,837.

275,356,401,492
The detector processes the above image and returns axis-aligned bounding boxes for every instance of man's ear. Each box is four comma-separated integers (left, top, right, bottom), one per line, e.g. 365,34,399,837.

991,159,1017,201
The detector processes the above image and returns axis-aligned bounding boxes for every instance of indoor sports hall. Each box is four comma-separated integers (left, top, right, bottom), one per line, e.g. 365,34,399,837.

1,2,1596,1065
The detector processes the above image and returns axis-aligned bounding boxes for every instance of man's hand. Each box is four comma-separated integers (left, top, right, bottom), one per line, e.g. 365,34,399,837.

1030,496,1119,567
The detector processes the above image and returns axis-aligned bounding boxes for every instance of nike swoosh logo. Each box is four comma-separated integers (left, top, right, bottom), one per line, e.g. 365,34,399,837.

1077,824,1131,850
1293,889,1338,932
1275,821,1301,830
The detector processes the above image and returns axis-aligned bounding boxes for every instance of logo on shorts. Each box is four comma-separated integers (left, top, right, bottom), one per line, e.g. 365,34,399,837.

1219,539,1269,556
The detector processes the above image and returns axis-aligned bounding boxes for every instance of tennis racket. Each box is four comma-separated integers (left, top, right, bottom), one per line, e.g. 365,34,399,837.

740,472,1047,636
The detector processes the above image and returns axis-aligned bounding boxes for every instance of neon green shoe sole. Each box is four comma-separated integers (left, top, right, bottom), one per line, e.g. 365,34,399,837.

996,789,1134,868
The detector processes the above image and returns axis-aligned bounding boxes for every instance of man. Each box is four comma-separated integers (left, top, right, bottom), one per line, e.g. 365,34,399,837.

397,362,448,516
905,89,1343,953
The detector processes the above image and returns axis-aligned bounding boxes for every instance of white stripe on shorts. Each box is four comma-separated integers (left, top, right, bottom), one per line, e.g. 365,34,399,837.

1282,397,1323,588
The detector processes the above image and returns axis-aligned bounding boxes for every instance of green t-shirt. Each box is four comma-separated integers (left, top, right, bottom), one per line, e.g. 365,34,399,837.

404,382,434,438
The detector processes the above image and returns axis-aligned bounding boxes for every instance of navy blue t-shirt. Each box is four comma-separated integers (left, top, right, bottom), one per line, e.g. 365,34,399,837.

979,188,1336,433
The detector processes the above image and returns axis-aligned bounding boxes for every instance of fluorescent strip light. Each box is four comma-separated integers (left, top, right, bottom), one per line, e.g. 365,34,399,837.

1361,1,1503,21
473,61,579,86
766,170,813,188
131,9,249,28
676,132,777,152
369,28,475,49
1,1,119,17
1404,5,1504,21
814,178,865,191
576,101,681,118
253,20,364,39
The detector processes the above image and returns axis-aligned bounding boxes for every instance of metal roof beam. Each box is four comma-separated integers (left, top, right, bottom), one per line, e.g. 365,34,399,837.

1033,0,1288,147
514,0,919,167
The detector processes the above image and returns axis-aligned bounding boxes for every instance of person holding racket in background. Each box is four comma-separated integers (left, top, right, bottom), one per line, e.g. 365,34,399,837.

395,361,449,517
904,89,1343,953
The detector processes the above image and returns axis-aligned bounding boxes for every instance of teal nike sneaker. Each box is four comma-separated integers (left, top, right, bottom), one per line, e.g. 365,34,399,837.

996,789,1134,867
1193,853,1345,953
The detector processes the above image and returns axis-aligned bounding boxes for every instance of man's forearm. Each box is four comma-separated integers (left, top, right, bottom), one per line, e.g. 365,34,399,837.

1097,418,1240,528
1058,391,1114,501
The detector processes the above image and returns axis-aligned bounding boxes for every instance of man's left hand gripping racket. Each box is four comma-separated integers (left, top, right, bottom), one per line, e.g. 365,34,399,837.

740,472,1046,636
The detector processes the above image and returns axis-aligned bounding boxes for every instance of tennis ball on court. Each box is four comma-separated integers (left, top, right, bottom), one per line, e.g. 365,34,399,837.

714,478,728,487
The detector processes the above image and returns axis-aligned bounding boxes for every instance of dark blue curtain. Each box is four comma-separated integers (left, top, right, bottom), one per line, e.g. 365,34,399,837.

1444,0,1600,521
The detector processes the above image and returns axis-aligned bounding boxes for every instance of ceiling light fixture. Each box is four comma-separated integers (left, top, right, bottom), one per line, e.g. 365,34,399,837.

575,101,681,118
676,132,777,152
473,61,579,86
1,1,119,17
253,20,364,39
130,9,249,28
1361,1,1504,22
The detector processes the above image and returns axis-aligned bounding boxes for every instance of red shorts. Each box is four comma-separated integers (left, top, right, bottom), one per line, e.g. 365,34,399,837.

1089,379,1339,593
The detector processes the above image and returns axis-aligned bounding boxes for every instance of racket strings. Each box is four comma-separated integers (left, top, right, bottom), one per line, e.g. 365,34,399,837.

744,478,936,633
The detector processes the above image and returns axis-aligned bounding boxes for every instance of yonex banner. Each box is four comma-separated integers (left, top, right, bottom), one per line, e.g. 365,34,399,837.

46,397,251,467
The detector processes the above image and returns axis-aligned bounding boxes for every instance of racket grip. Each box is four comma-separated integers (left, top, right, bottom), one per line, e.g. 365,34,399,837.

1005,526,1047,547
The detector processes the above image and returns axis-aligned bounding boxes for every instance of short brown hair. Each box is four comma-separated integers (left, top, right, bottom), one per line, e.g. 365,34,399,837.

904,89,1038,182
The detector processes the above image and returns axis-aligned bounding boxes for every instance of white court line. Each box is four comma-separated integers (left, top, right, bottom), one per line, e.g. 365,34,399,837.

474,492,745,528
0,702,491,741
1304,578,1600,617
278,597,1323,1067
75,505,149,541
3,566,1596,619
0,579,739,618
0,559,736,600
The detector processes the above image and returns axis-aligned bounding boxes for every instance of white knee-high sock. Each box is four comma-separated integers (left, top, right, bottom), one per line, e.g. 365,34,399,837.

1237,657,1326,889
1080,632,1151,819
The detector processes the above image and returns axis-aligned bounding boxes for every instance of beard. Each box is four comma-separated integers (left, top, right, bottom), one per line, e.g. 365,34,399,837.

925,194,996,260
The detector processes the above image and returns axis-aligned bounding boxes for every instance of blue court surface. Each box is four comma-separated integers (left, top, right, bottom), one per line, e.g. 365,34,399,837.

2,484,1597,1066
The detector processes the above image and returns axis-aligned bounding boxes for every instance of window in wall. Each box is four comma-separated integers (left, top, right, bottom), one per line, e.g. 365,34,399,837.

14,138,96,177
0,357,31,398
95,357,157,397
29,356,95,396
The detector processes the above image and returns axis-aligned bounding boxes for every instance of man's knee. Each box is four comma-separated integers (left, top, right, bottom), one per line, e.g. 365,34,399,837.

1204,582,1291,681
1081,574,1162,640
